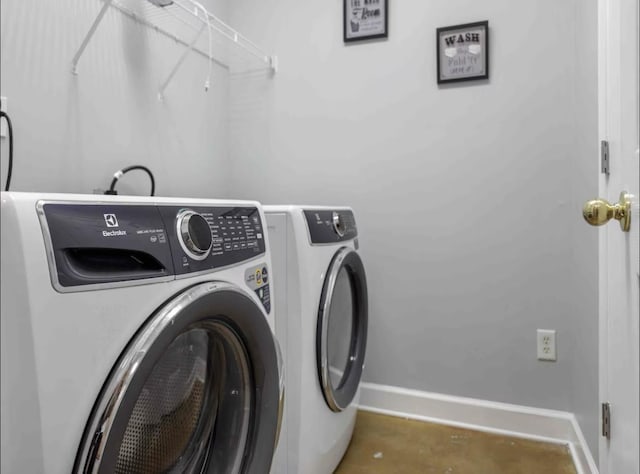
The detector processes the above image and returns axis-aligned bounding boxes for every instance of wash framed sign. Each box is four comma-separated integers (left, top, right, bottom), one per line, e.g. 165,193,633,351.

436,21,489,84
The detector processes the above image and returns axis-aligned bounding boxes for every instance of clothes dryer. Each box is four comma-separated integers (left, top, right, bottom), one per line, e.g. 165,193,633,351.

265,206,367,474
0,192,284,474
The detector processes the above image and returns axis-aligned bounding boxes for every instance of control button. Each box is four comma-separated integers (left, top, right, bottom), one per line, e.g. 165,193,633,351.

177,210,213,261
261,266,268,283
255,269,263,285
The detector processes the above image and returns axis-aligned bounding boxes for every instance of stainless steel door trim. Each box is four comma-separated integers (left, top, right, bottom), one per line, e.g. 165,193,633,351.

318,248,349,410
74,282,232,473
316,247,368,412
274,337,285,449
74,281,279,474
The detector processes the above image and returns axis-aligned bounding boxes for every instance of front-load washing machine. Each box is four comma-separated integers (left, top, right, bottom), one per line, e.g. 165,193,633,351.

1,192,284,474
265,206,368,474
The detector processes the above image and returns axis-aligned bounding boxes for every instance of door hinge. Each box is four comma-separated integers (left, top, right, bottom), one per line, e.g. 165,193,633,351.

601,140,610,175
602,402,611,439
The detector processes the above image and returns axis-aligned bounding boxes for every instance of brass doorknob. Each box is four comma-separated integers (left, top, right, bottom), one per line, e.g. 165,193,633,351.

583,191,632,232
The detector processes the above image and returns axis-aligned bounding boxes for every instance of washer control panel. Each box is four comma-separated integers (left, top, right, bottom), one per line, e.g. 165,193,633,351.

304,209,357,244
159,205,266,275
39,202,266,289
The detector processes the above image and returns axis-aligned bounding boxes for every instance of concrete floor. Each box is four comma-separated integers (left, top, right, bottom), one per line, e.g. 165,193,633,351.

335,411,577,474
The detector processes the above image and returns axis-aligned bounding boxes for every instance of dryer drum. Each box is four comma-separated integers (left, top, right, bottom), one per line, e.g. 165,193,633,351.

74,282,280,474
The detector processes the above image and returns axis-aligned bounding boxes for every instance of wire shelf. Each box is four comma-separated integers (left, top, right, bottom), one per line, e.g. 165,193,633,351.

72,0,277,99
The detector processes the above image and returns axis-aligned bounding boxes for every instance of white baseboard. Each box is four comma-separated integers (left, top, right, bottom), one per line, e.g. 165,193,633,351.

358,382,598,474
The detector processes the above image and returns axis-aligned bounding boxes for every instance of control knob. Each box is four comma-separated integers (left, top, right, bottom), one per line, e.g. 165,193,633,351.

177,210,213,260
332,211,345,237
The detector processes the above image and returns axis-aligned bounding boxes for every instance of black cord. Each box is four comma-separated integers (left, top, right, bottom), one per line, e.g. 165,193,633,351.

105,165,156,196
0,111,14,192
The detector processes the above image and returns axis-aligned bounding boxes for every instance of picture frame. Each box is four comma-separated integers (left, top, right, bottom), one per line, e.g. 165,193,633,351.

344,0,388,43
436,21,489,84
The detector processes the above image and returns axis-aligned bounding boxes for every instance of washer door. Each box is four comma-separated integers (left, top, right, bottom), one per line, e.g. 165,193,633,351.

316,247,368,412
74,282,280,474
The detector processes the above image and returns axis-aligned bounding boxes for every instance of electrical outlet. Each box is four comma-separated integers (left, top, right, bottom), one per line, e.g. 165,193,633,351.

537,329,557,361
0,96,7,138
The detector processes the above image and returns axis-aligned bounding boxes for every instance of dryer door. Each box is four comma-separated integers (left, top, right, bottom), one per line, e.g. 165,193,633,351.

317,247,368,412
74,282,280,474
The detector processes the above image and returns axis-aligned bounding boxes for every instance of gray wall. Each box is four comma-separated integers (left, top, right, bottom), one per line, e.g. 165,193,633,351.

227,0,600,454
0,0,230,197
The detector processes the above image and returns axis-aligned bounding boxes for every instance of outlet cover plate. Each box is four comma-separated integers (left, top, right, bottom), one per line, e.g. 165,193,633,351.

537,329,557,361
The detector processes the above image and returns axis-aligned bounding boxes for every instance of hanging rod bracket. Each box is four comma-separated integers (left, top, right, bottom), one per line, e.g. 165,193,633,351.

158,24,207,100
71,0,114,74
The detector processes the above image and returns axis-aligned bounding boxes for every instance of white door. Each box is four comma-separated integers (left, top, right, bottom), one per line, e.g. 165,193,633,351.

595,0,640,472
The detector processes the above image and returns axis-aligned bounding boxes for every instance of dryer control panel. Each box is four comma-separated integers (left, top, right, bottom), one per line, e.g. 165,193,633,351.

39,202,266,290
304,209,357,244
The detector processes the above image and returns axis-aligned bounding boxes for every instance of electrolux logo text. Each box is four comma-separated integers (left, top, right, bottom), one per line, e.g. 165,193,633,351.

103,213,127,237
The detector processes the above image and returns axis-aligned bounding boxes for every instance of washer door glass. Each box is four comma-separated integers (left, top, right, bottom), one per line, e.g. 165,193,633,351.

116,328,216,473
115,324,250,474
317,248,368,412
75,283,280,474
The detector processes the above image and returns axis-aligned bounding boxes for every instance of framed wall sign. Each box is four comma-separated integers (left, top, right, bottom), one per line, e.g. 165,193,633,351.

436,21,489,84
344,0,388,43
